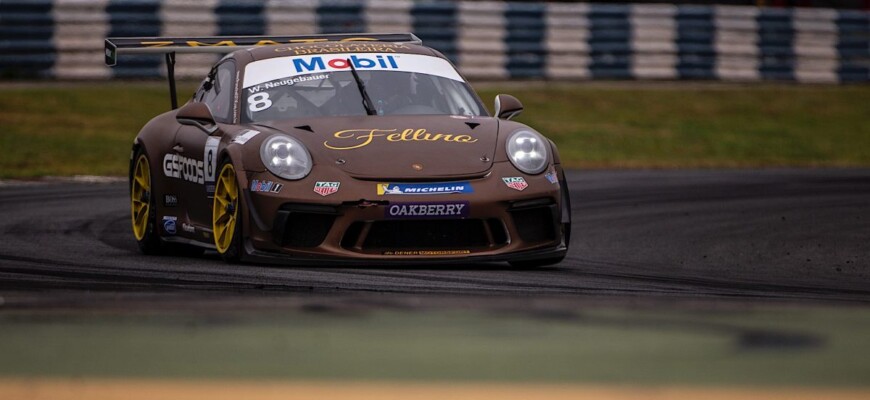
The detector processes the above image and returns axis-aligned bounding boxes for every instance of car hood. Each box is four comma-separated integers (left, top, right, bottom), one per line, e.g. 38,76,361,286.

254,115,499,180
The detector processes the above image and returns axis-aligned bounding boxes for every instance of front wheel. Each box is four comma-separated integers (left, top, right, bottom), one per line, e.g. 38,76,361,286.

212,160,243,263
131,150,163,254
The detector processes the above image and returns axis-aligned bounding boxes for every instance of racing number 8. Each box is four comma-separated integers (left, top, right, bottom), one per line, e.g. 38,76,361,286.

207,150,214,177
248,93,272,112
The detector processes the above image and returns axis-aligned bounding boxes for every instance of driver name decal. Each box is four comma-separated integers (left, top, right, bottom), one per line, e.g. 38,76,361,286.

246,74,326,94
324,128,478,150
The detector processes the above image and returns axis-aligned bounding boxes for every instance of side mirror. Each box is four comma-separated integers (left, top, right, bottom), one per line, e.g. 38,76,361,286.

494,94,523,120
176,102,218,134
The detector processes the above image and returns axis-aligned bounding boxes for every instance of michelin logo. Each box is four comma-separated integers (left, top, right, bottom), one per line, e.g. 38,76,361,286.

377,182,473,196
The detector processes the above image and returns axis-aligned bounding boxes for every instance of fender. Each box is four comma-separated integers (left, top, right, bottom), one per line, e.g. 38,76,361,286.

219,139,268,240
133,111,183,168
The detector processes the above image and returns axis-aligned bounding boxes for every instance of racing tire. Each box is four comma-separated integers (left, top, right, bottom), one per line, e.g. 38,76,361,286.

212,159,244,263
130,149,163,255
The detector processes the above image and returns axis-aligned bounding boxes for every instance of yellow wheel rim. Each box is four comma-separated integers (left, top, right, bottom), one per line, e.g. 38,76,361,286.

213,163,239,253
130,154,151,241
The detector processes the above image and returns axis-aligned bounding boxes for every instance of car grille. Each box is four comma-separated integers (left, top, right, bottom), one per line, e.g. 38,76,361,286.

341,219,508,251
508,199,557,243
272,199,557,252
273,204,337,247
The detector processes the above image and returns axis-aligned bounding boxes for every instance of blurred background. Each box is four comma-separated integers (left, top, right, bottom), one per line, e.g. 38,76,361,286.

1,0,867,81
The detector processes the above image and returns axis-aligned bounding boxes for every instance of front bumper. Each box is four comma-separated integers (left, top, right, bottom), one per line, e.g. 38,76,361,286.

240,162,568,264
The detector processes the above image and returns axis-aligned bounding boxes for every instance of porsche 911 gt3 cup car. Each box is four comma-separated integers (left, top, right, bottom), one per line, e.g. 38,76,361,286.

109,33,570,266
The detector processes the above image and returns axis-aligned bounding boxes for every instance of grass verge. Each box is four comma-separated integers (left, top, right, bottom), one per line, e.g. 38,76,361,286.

0,82,867,178
1,306,870,386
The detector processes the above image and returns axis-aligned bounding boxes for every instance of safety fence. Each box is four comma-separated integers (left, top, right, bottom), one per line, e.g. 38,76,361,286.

1,0,868,82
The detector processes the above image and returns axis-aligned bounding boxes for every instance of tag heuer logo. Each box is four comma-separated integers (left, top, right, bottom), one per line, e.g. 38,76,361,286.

502,177,528,191
314,181,340,196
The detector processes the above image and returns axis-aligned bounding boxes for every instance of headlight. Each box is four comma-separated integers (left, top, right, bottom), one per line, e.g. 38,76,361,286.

506,130,549,174
260,135,312,180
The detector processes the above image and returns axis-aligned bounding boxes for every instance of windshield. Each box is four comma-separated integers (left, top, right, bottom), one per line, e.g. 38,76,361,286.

241,53,486,123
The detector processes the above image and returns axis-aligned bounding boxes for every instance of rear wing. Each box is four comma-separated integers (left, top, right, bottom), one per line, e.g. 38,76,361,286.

104,33,423,109
104,33,422,66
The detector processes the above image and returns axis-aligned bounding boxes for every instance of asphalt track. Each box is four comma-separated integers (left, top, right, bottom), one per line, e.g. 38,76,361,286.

0,169,868,307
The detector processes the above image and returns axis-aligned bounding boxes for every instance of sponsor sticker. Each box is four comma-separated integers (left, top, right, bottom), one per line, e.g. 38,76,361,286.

314,181,340,196
243,53,464,88
502,177,528,191
545,171,558,184
232,129,260,145
204,136,220,185
163,194,178,207
278,42,410,55
162,216,177,235
181,223,195,234
385,201,469,219
163,154,204,184
383,250,471,256
377,182,472,196
250,180,283,193
246,75,326,95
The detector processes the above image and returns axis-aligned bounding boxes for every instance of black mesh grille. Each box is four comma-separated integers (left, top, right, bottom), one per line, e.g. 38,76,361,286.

365,220,488,249
341,219,507,251
341,221,365,249
273,204,337,248
510,206,556,243
281,213,335,247
487,219,509,245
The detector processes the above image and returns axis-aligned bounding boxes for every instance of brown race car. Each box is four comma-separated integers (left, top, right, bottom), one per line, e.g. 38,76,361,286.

108,33,570,266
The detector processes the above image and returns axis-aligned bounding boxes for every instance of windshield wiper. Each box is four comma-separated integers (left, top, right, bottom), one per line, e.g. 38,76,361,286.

347,59,377,116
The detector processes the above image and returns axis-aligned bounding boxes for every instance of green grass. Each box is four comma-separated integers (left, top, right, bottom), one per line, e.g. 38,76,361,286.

479,83,870,168
0,83,195,179
2,306,870,386
0,82,868,178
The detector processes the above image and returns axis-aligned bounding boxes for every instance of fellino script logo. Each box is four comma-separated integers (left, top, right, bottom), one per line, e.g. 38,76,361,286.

324,128,478,150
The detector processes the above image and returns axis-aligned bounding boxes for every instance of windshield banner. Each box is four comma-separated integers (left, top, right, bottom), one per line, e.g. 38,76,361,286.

243,53,464,88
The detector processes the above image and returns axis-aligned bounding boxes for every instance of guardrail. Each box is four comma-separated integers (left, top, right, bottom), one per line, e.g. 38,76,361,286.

1,0,867,82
